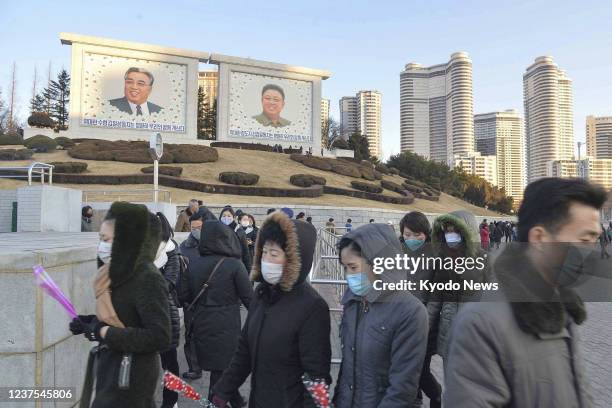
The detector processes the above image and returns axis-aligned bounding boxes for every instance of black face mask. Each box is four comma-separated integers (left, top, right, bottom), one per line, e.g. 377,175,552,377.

551,244,596,288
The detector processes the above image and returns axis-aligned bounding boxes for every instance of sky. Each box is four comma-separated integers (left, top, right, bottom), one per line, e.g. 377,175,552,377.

2,0,612,159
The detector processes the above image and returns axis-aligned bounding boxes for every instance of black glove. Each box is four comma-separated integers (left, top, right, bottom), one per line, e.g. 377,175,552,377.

82,319,107,342
69,315,96,335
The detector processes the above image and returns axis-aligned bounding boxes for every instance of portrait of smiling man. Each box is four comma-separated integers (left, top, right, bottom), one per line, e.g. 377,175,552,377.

109,67,164,116
252,83,292,128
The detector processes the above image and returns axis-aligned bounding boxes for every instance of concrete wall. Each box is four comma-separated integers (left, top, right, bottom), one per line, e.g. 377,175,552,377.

0,189,18,233
16,186,82,233
87,201,177,233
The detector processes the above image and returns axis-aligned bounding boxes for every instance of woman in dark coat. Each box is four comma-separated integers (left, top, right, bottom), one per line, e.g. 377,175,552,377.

211,211,332,408
238,213,259,259
153,212,182,408
69,202,171,408
178,219,253,406
219,205,252,273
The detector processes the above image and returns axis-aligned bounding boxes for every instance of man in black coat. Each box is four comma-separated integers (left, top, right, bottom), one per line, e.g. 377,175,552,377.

212,211,332,408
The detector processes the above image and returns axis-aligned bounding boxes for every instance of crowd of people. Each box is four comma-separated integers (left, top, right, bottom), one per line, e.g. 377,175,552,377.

70,176,608,407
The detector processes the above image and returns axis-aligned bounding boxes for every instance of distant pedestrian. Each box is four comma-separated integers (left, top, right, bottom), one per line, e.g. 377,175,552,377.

306,216,313,224
281,207,294,219
345,218,353,232
81,205,93,232
267,208,276,215
325,217,336,234
219,206,252,273
175,198,199,232
369,218,375,223
296,212,306,221
599,223,610,259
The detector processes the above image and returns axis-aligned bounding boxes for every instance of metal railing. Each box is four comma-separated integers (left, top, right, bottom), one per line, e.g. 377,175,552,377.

0,162,54,185
82,188,172,204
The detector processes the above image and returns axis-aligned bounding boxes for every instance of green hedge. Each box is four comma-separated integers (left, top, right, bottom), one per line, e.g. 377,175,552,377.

332,163,361,178
219,171,260,186
0,132,24,145
415,192,440,202
24,135,57,152
323,186,414,205
54,137,76,149
68,140,218,164
0,149,34,160
301,156,333,171
49,162,88,173
381,179,410,195
388,167,400,175
375,163,390,174
290,153,307,163
141,166,183,177
350,180,383,194
210,141,274,151
290,174,327,187
27,112,55,128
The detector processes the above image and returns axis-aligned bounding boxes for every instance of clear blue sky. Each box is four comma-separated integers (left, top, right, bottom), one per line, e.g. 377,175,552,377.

2,0,612,158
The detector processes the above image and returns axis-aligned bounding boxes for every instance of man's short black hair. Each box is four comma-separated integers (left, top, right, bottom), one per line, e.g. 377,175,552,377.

267,208,276,215
518,177,607,242
82,205,92,217
258,220,287,251
399,211,431,241
261,84,285,100
337,237,362,263
190,207,215,223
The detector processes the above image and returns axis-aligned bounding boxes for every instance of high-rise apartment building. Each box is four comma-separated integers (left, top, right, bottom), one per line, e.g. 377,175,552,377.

400,52,474,165
586,115,612,159
197,71,218,109
339,91,382,158
523,56,574,182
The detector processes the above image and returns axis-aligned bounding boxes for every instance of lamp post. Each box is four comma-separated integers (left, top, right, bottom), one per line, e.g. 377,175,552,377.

148,133,163,203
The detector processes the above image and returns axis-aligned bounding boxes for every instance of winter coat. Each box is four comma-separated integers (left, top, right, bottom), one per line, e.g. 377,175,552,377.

160,240,181,350
427,210,488,359
213,211,331,408
174,209,191,232
241,225,259,259
218,208,253,273
81,216,93,232
87,202,171,408
334,224,428,408
443,244,592,407
178,220,253,371
480,225,490,250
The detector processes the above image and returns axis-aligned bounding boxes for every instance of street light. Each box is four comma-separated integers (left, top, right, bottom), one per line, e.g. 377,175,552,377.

148,133,163,203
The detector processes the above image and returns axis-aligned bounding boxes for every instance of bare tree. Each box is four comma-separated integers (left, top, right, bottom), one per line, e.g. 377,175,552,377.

7,61,17,131
31,65,38,103
321,117,340,148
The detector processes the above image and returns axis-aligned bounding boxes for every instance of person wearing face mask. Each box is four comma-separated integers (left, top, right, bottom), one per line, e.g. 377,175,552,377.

68,202,171,408
211,210,331,408
237,213,258,259
81,205,94,232
219,206,252,274
443,178,606,408
180,219,252,407
154,212,182,408
399,211,441,408
334,223,428,408
178,206,215,380
427,210,487,362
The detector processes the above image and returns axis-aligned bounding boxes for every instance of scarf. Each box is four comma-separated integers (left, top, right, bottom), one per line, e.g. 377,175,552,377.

94,264,125,328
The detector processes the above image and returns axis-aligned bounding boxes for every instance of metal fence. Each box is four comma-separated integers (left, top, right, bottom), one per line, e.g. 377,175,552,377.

0,162,54,185
82,188,172,204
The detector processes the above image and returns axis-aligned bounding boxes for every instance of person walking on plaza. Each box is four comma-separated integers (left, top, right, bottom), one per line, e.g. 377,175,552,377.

237,213,259,259
480,221,490,251
334,223,428,407
179,207,215,380
219,205,252,274
443,177,604,407
345,218,353,232
427,210,488,362
153,212,182,408
211,211,331,408
325,217,336,234
175,199,199,232
81,205,94,232
599,223,610,259
69,202,171,408
399,211,442,408
178,219,253,408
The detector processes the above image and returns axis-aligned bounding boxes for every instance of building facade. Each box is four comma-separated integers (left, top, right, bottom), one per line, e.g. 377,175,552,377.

523,56,574,182
586,115,612,159
547,157,612,190
340,91,382,158
197,70,218,110
320,98,330,131
400,52,474,165
475,110,525,202
455,152,498,187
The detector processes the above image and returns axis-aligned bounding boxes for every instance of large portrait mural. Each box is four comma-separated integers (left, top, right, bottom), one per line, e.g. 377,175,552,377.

228,71,313,143
80,52,187,133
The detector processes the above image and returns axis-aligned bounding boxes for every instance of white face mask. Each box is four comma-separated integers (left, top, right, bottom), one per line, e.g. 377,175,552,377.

445,232,463,247
154,241,169,269
240,220,250,228
98,241,112,264
221,216,233,226
261,261,284,285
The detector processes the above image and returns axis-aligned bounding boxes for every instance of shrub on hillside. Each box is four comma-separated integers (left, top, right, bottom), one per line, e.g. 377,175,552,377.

381,179,411,196
402,181,423,194
54,137,75,149
0,132,23,145
332,163,361,178
24,135,57,152
27,112,55,128
358,166,376,181
0,148,34,161
323,186,414,205
351,180,383,194
49,162,88,173
166,144,218,163
373,170,383,180
302,156,333,171
290,153,307,163
375,163,390,174
331,139,349,149
219,171,260,186
290,174,327,187
141,166,183,177
388,167,400,175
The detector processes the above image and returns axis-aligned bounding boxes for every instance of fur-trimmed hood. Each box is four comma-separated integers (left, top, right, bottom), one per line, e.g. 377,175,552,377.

250,211,316,292
432,211,479,257
494,244,587,336
106,202,161,288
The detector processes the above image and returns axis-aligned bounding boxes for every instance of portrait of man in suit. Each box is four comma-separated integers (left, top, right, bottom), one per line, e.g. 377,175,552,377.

252,84,291,128
108,67,163,116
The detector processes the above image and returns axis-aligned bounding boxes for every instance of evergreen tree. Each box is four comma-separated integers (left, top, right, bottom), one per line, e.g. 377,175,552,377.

348,131,370,161
44,69,70,129
30,93,46,114
196,86,207,139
